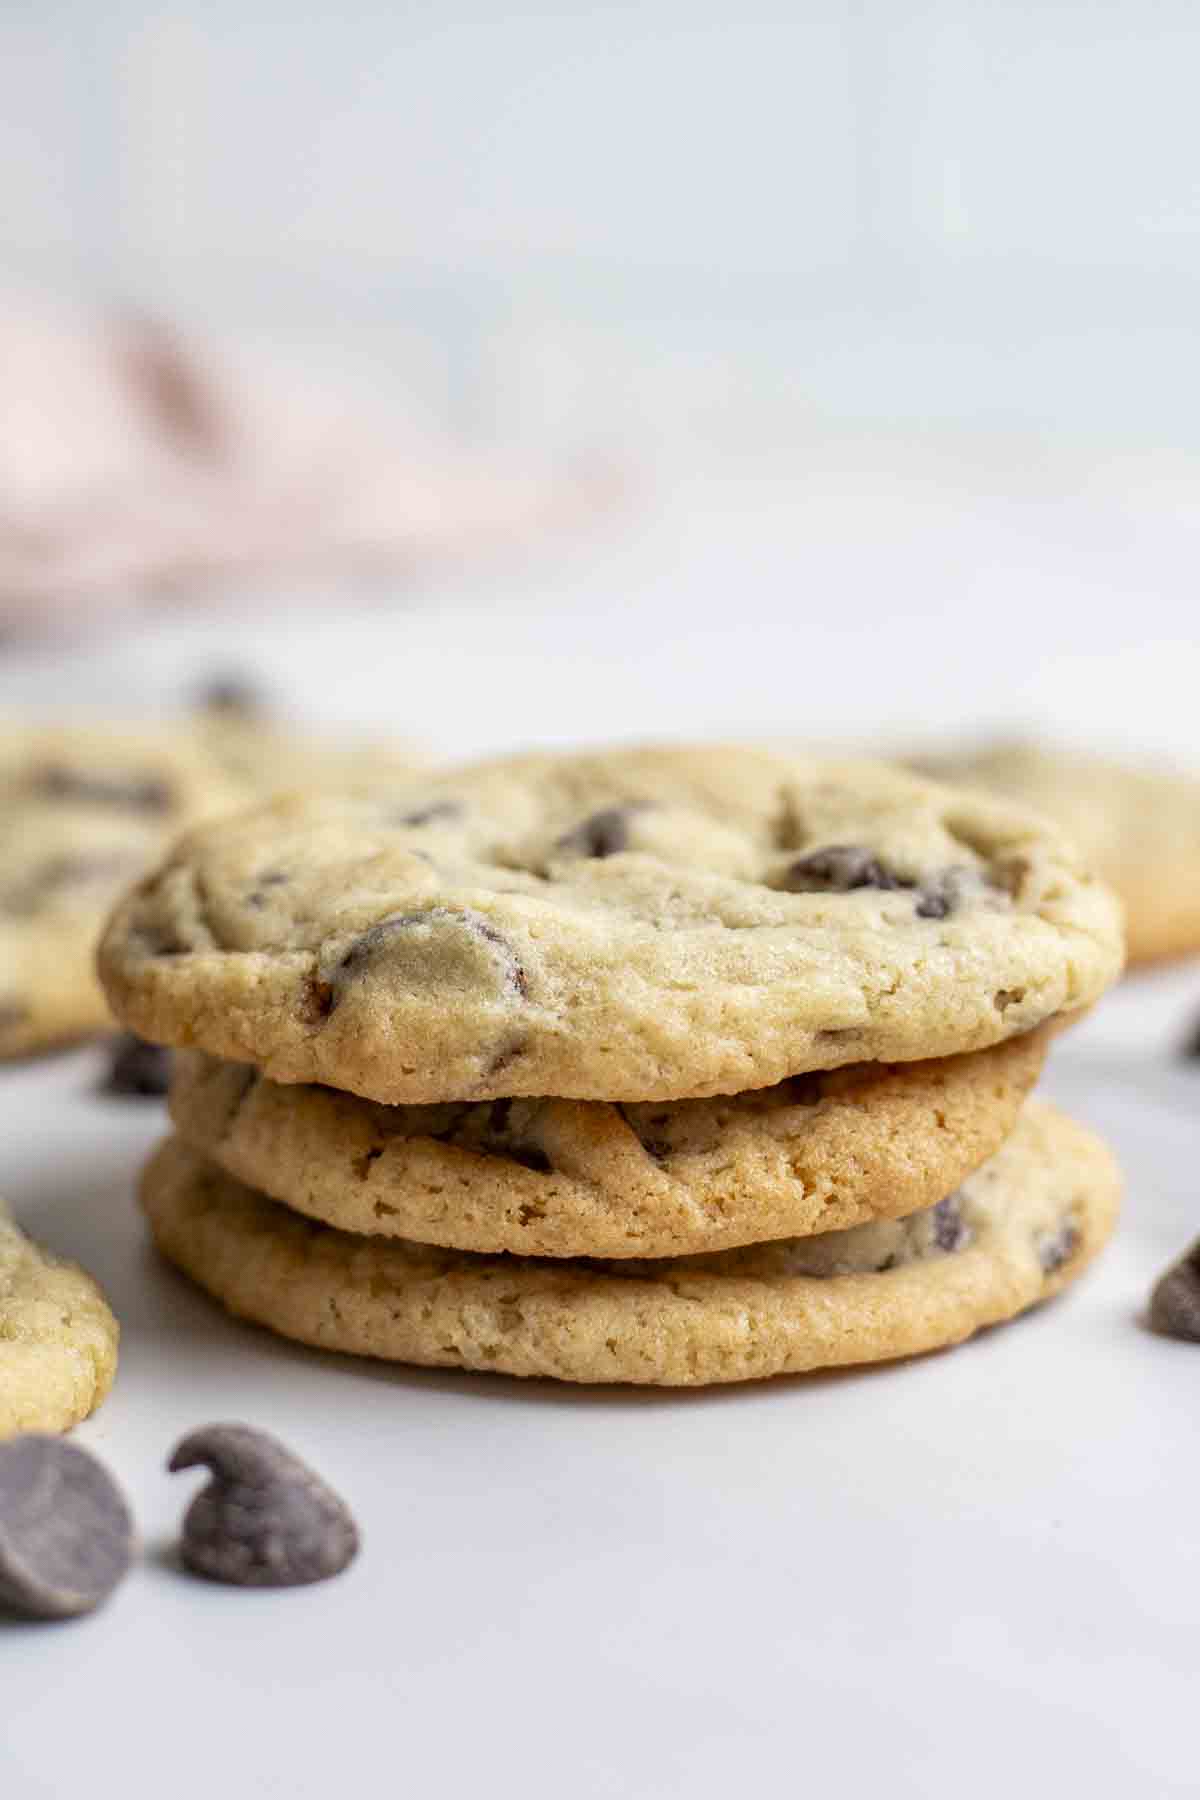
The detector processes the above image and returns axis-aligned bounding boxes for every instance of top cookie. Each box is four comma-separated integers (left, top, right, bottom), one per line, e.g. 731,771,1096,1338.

99,746,1123,1103
906,740,1198,966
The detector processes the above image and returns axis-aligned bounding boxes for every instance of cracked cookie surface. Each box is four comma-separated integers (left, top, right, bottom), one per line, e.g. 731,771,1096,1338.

140,1102,1120,1386
100,746,1123,1104
0,1202,119,1435
169,1027,1049,1258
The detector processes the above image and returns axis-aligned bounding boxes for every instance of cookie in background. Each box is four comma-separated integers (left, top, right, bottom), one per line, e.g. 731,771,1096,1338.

906,741,1199,968
0,691,423,1059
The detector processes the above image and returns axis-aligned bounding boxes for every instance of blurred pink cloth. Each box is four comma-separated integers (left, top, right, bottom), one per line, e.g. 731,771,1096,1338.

0,303,607,631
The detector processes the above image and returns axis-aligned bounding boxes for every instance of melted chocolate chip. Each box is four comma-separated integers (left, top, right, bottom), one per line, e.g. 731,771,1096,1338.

782,845,905,894
1038,1221,1079,1274
31,765,173,814
0,1438,135,1620
393,801,461,828
1149,1243,1200,1341
169,1424,359,1589
100,1034,171,1099
556,806,639,859
932,1194,969,1252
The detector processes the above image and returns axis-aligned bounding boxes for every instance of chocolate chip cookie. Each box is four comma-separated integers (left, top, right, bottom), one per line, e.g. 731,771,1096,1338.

0,717,422,1058
139,1102,1119,1387
0,723,245,1057
168,1027,1050,1258
98,747,1123,1104
907,740,1197,965
1,1202,119,1435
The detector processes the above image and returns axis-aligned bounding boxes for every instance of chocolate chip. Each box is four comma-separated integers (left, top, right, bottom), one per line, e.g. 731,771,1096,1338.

782,846,905,894
169,1424,359,1589
916,882,953,920
30,765,172,814
1038,1221,1079,1274
1179,1019,1200,1060
488,1099,513,1135
333,908,528,1001
556,806,639,859
100,1033,171,1099
0,1438,135,1620
932,1194,969,1252
1149,1243,1200,1341
393,801,461,828
194,673,267,716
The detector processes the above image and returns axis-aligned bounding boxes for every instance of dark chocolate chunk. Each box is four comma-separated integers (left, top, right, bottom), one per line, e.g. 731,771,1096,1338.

392,801,461,828
100,1034,171,1099
1038,1221,1079,1274
169,1424,359,1589
0,1437,135,1620
30,765,172,815
1179,1018,1200,1060
932,1194,969,1252
334,908,528,1000
782,845,905,894
1149,1243,1200,1341
556,806,639,859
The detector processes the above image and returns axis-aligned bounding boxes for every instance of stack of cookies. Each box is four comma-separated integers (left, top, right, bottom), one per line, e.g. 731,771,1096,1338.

98,748,1124,1388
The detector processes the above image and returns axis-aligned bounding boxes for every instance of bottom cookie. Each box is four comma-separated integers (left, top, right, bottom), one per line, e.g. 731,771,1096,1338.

1,1203,120,1435
140,1103,1118,1387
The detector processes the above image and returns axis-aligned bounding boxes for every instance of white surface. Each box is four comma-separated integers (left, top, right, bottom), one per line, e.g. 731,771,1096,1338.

1,475,1199,1795
1,1036,1198,1799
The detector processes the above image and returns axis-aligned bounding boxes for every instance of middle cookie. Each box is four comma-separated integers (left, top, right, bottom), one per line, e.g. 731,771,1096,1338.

170,1026,1048,1260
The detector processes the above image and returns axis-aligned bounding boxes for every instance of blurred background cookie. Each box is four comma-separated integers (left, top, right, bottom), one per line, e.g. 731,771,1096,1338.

909,743,1200,967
